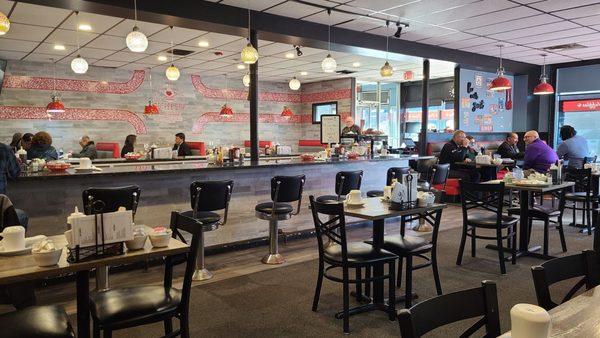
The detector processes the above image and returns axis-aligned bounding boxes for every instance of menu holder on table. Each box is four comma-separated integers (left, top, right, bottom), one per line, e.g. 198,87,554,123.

68,210,133,263
389,173,418,211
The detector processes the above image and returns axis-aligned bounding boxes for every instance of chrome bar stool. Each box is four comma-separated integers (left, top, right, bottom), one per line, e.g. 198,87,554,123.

255,175,305,264
178,180,233,280
317,170,363,203
82,185,141,291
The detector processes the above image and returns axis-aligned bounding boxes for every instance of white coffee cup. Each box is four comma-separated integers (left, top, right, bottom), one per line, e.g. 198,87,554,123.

347,190,362,204
383,186,393,199
78,157,92,169
1,226,26,251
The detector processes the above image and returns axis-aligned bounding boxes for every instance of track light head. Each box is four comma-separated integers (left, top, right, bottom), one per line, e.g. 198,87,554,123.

394,22,408,38
294,45,303,57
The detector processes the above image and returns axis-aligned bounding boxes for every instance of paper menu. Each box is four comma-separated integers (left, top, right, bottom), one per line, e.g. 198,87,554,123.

70,210,134,248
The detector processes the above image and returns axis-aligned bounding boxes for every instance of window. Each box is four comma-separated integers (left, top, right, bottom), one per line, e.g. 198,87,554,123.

312,102,338,123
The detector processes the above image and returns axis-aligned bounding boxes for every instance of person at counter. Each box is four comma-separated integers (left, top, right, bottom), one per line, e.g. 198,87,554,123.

9,133,22,153
121,134,137,158
341,117,361,135
523,130,558,173
0,141,28,228
173,132,192,156
21,133,33,151
27,131,58,161
557,125,590,168
71,135,97,160
497,132,523,160
439,130,481,182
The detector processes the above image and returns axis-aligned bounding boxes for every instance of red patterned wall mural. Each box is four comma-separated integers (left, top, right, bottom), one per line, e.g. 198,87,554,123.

0,106,147,134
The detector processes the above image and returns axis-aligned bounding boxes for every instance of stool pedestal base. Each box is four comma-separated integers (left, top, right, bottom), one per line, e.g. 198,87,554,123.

192,268,214,281
262,253,286,265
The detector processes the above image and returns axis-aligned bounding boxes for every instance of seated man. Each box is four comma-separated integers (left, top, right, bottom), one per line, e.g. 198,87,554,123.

497,132,524,160
71,135,98,160
523,130,558,173
438,130,481,182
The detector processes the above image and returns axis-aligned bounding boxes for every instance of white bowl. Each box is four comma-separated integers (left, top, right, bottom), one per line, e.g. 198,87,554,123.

149,233,171,248
125,235,147,251
32,248,63,267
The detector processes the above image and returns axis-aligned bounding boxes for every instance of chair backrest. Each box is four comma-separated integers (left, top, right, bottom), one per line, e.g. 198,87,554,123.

416,157,438,175
531,250,599,310
564,167,592,195
309,195,348,263
429,163,450,187
335,170,363,196
398,280,500,338
459,181,505,226
82,185,141,216
386,167,411,186
271,175,305,203
166,211,203,314
190,180,233,223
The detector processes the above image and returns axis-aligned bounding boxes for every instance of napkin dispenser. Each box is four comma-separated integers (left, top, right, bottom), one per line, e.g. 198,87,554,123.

510,303,551,338
152,147,172,159
475,154,491,165
389,173,418,210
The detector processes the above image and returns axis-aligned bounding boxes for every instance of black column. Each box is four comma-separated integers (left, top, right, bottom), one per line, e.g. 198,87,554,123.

249,29,259,163
419,59,430,156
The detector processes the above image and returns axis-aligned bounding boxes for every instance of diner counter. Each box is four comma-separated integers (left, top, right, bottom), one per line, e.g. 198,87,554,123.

9,154,431,248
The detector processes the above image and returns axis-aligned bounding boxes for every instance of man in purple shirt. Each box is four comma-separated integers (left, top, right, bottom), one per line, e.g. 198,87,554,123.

523,130,558,173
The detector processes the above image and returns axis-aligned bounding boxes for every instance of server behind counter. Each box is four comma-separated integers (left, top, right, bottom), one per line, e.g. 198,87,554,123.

173,132,192,157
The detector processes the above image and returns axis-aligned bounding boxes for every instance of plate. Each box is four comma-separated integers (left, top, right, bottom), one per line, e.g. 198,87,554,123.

0,242,33,256
514,180,551,187
75,168,94,173
345,201,365,207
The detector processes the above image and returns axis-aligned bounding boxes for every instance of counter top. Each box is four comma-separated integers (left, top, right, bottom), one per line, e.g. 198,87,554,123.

18,154,432,181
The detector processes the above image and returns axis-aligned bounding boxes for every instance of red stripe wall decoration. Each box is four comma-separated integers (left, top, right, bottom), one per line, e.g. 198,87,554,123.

2,70,146,94
0,106,148,134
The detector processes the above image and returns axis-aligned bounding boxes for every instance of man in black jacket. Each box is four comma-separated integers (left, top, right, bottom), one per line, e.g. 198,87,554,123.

438,130,480,182
173,132,192,157
496,132,523,160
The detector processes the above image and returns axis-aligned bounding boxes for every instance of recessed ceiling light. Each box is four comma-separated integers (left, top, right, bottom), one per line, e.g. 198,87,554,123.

54,44,66,51
285,52,295,59
198,40,210,47
237,64,245,70
352,62,361,67
300,71,308,76
78,24,92,31
157,55,168,62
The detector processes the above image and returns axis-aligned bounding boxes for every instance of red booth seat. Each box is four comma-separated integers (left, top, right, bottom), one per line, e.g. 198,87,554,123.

298,140,326,147
187,141,206,156
244,140,273,148
96,142,120,159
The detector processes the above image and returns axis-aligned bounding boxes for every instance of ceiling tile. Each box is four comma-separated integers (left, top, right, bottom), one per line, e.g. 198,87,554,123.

510,27,596,45
440,36,497,49
220,0,284,11
553,4,600,19
199,32,244,49
259,42,295,56
149,26,205,44
414,0,518,25
265,2,322,19
76,47,116,59
441,6,540,31
384,0,489,20
471,14,563,36
572,14,600,25
104,19,167,38
4,23,53,42
10,2,71,28
59,12,124,34
0,38,38,52
488,20,579,40
530,0,600,13
93,60,128,68
105,51,148,62
45,29,98,47
33,42,77,57
347,0,415,12
0,50,29,60
86,35,125,50
0,1,13,14
302,9,359,25
335,17,383,31
142,41,171,54
217,38,249,52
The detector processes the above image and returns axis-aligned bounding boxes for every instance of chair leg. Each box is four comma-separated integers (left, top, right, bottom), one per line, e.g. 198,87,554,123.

405,255,413,308
456,225,467,265
93,321,100,338
573,202,577,226
103,330,112,338
355,267,362,302
586,202,592,235
543,219,549,256
365,266,371,298
342,267,350,334
432,251,442,295
180,313,190,338
471,227,476,257
388,261,396,321
397,257,403,288
312,259,324,311
558,217,567,252
164,317,173,336
496,229,507,274
511,226,517,265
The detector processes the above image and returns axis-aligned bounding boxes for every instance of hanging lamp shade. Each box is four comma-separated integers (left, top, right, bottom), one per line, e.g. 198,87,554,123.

126,26,148,52
165,64,180,81
533,78,554,95
288,77,301,90
242,73,250,87
219,104,234,117
321,54,337,73
144,100,159,114
71,55,88,74
380,61,393,77
489,73,511,91
0,11,10,35
241,42,259,64
46,96,65,114
281,106,293,119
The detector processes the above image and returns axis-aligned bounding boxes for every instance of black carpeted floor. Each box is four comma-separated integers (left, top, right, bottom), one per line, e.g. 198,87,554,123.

115,218,594,337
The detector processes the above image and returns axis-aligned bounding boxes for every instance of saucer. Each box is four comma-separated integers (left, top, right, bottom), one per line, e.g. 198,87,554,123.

0,242,33,256
345,200,365,207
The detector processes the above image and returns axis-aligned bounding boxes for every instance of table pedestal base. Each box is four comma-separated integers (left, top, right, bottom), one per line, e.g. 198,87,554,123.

485,244,554,260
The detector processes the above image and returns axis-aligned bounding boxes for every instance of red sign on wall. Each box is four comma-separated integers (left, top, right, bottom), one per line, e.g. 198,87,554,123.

562,99,600,112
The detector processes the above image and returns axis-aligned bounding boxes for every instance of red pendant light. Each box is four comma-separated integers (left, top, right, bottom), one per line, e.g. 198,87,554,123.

46,96,65,114
144,100,159,114
281,106,293,119
219,104,233,117
533,54,554,95
489,44,511,91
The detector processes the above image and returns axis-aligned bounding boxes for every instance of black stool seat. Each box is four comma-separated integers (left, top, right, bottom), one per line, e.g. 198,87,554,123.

0,305,74,338
467,214,518,228
507,206,560,218
179,210,221,224
366,190,384,197
316,195,345,203
380,235,431,254
255,202,293,214
90,286,181,324
324,242,396,265
565,192,597,201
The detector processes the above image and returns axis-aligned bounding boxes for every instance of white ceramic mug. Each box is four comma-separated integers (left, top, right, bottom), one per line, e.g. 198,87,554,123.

383,186,393,199
347,190,362,204
1,226,26,251
78,157,92,169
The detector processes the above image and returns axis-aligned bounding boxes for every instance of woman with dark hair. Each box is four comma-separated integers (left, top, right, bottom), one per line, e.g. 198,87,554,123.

9,133,22,153
557,125,590,168
27,131,59,161
121,134,137,158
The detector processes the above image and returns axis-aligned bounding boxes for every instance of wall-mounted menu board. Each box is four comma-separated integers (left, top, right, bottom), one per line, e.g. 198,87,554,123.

320,114,341,144
459,68,513,133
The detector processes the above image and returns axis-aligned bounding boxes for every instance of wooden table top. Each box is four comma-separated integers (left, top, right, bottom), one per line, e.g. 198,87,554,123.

0,229,189,285
343,197,446,221
485,180,574,192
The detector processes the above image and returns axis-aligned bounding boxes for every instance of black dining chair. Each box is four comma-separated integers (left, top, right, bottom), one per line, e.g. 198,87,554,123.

563,167,597,235
366,167,410,197
177,180,233,280
457,181,517,274
255,175,305,264
309,195,397,334
418,163,450,195
397,280,500,338
90,211,201,338
531,250,600,310
316,170,363,202
0,305,75,338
